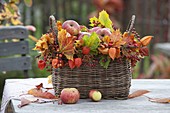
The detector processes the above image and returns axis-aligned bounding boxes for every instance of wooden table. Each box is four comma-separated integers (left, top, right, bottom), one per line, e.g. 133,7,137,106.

2,79,170,113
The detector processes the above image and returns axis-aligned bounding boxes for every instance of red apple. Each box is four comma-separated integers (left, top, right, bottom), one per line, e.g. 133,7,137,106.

77,32,91,40
96,28,111,39
89,90,102,102
60,88,80,104
62,20,80,36
89,27,101,33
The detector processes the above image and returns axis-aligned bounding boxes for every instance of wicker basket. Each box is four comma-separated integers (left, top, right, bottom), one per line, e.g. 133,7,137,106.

52,58,132,99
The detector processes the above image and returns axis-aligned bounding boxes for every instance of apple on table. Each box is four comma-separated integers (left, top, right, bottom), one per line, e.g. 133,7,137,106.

89,89,102,102
60,88,80,104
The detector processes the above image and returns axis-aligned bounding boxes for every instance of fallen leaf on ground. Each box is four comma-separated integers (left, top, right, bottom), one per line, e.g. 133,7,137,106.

128,90,150,99
148,97,170,104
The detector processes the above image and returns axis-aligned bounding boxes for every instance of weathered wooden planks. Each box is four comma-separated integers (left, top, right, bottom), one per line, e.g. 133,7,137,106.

0,26,28,39
0,26,31,77
0,56,31,71
0,41,29,56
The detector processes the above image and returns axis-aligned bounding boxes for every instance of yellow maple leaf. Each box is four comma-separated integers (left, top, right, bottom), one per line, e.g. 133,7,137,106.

58,29,75,60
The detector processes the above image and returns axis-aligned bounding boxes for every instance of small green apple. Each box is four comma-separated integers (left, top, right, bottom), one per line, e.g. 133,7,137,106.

89,90,102,102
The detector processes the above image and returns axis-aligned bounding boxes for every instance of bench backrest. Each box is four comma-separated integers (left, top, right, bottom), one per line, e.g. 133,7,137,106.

0,26,31,77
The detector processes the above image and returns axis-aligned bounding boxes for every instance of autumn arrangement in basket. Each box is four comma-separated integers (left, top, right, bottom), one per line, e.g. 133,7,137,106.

34,10,152,71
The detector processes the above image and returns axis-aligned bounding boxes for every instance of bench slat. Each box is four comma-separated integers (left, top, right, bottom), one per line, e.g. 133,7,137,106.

0,56,31,71
0,41,29,56
0,26,28,40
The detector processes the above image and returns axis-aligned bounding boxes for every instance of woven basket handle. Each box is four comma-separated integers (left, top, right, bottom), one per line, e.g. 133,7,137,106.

126,15,136,33
49,15,58,44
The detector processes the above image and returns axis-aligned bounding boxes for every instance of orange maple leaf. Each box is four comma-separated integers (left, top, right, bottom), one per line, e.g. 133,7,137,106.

110,29,126,48
122,32,135,45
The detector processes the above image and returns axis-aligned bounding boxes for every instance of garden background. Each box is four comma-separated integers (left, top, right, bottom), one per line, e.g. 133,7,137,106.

0,0,170,102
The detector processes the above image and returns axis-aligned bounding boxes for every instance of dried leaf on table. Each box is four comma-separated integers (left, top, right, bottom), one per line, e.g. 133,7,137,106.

128,90,150,99
28,88,57,99
18,98,32,108
148,97,170,104
36,83,43,90
28,83,57,99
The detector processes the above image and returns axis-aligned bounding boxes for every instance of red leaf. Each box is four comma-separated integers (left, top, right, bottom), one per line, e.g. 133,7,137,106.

139,47,149,56
148,97,170,104
36,83,43,90
128,90,150,99
28,88,57,99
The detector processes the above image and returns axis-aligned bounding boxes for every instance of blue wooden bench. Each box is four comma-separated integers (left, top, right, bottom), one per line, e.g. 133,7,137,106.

0,26,31,77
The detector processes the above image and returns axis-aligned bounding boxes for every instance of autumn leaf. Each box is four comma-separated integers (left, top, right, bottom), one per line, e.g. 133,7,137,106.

98,10,113,31
122,32,135,45
140,36,153,46
47,75,52,84
148,97,170,104
11,17,22,25
58,29,75,60
89,10,113,30
115,48,121,58
89,16,99,27
128,90,150,99
28,88,57,99
18,98,32,108
110,29,125,48
98,47,109,55
56,21,62,31
102,36,110,43
36,83,43,90
139,47,149,56
83,32,100,54
109,48,116,60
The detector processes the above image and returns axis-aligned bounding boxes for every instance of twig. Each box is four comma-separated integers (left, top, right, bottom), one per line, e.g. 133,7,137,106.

126,15,136,33
49,15,58,44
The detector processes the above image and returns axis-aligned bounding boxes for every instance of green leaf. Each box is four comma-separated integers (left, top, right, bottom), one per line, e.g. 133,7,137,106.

98,10,113,31
24,0,32,7
99,56,111,69
82,32,100,53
